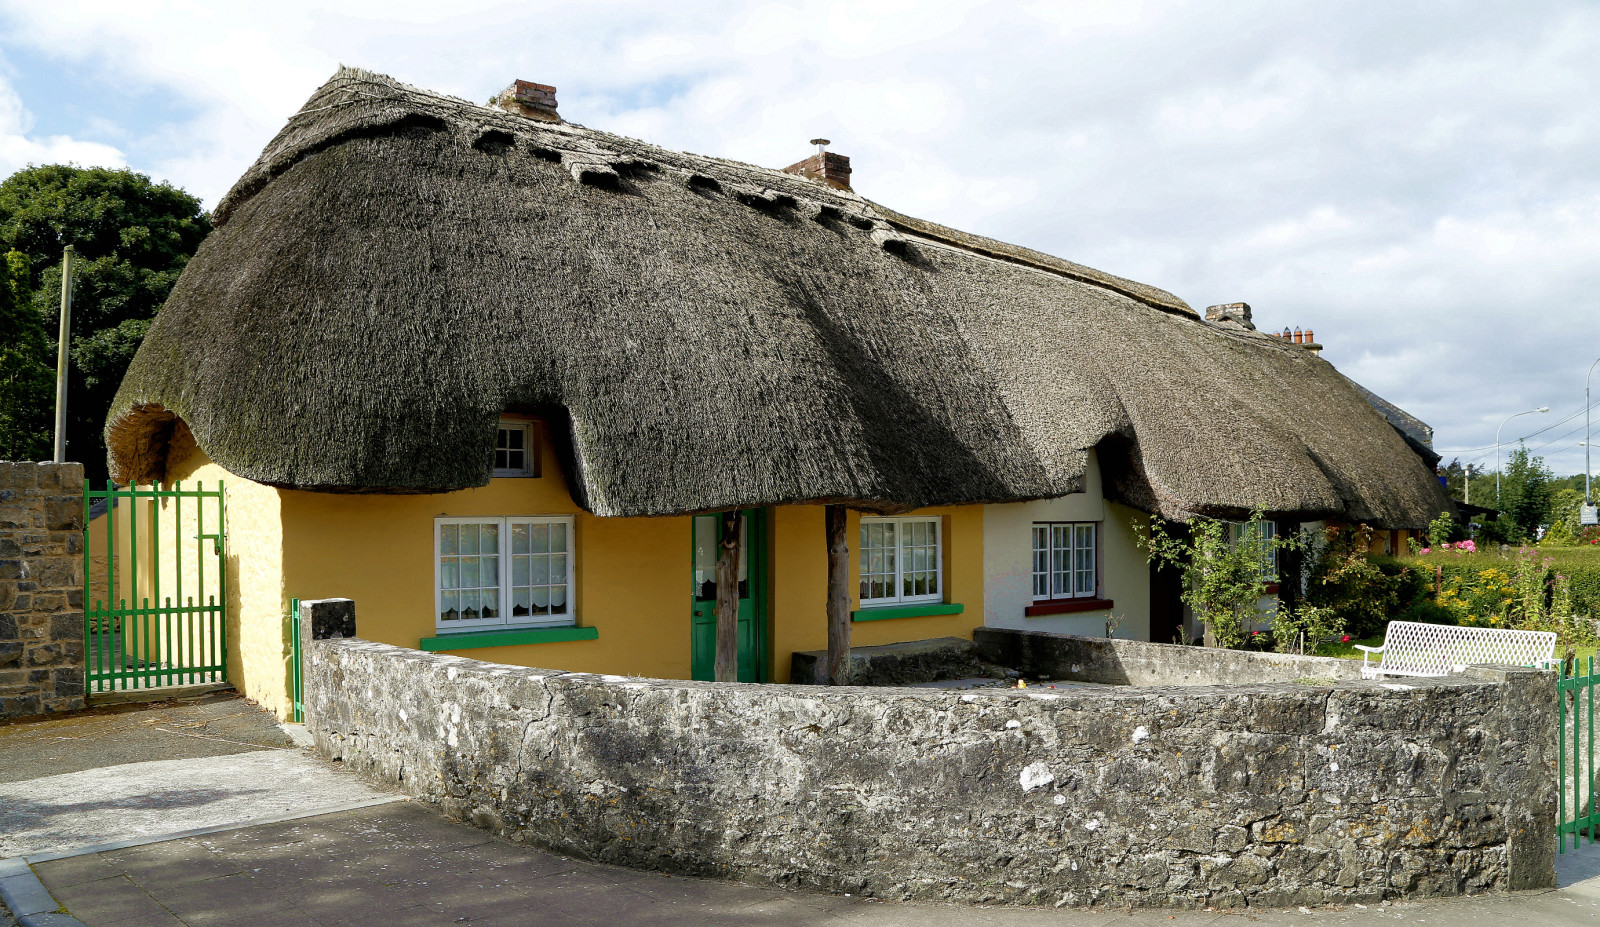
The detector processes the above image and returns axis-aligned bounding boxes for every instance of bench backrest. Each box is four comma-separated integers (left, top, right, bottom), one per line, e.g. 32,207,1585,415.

1380,620,1556,675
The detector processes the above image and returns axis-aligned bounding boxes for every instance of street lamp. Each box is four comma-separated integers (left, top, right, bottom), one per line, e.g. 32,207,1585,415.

1497,406,1550,505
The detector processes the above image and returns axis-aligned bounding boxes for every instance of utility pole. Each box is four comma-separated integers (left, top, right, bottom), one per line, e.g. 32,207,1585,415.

52,246,74,463
1585,358,1600,527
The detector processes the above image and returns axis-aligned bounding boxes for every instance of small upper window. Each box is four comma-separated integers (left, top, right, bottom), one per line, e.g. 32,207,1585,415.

494,421,537,477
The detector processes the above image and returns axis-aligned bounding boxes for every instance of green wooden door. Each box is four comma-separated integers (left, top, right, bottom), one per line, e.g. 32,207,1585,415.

691,509,765,682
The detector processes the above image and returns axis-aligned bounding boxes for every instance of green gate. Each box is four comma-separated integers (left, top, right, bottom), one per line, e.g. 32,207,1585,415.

82,481,228,693
1560,656,1600,852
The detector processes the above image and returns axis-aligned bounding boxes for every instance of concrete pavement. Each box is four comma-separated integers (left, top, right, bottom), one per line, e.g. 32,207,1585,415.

5,692,1600,926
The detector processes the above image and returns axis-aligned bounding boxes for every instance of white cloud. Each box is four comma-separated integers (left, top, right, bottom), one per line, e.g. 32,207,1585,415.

1,0,1597,473
0,71,125,178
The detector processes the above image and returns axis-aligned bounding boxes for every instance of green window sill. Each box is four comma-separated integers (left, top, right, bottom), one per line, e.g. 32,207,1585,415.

420,625,598,651
850,602,965,622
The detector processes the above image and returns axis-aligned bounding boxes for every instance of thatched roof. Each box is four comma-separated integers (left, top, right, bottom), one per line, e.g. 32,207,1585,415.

108,67,1452,527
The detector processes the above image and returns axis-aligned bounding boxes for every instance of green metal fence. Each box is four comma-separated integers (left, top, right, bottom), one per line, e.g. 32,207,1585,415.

290,597,303,722
83,481,228,693
1560,656,1600,852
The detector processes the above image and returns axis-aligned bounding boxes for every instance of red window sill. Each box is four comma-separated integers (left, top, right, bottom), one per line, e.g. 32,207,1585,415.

1264,583,1280,595
1025,598,1115,617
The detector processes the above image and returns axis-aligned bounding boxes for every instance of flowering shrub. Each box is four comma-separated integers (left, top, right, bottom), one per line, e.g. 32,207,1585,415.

1426,545,1597,647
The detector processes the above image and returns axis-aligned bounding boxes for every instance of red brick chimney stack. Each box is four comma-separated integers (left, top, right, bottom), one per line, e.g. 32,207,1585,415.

494,80,561,123
783,139,852,190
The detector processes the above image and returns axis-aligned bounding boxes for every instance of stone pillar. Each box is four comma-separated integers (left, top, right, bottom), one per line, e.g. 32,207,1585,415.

299,598,355,648
1466,664,1558,891
0,461,86,719
297,598,354,727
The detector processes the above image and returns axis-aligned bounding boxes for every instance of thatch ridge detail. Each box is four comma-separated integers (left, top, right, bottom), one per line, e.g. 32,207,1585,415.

109,67,1451,527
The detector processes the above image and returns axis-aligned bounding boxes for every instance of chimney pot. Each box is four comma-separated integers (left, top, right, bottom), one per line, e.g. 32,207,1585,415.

494,79,561,123
1293,328,1303,344
783,144,852,190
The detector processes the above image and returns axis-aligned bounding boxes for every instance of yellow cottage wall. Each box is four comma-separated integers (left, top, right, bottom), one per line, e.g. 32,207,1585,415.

163,437,286,715
766,505,986,683
277,438,693,682
156,421,988,714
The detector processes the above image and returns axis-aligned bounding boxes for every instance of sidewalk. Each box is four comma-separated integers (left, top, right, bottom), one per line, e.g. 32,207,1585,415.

4,694,1600,926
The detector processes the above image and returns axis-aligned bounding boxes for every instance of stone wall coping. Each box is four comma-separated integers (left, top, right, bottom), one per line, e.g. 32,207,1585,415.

315,636,1501,701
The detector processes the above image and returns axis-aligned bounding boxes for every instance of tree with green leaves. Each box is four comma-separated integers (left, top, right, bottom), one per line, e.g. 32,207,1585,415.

0,165,210,482
1498,444,1553,541
0,248,51,459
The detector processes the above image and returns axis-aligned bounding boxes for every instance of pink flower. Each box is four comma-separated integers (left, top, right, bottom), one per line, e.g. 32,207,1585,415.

1420,547,1431,555
1341,635,1351,643
1461,540,1476,552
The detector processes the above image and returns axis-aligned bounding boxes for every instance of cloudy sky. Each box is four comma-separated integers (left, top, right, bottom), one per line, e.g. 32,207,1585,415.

2,1,1595,477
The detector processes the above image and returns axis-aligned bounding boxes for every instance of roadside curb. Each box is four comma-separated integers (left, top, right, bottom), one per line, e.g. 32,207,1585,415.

0,795,403,926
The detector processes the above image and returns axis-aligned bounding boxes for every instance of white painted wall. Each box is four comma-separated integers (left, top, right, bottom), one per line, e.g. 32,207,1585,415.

982,450,1151,641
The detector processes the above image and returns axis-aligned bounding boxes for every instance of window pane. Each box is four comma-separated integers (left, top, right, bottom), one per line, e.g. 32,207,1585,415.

461,526,479,555
531,524,549,554
550,584,568,612
550,553,567,583
1032,526,1049,597
482,524,499,554
532,586,550,613
462,594,480,622
550,522,567,553
512,588,531,617
512,555,530,586
441,556,459,589
480,590,498,620
511,522,529,554
461,557,479,588
530,555,549,586
440,591,458,621
693,515,716,598
507,427,524,450
1052,526,1070,597
483,555,499,587
440,525,458,556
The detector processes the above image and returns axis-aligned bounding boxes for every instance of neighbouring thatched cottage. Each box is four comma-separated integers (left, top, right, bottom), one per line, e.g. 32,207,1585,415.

103,68,1451,717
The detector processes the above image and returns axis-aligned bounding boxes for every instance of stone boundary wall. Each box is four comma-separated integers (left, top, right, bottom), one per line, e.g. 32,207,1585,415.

974,628,1367,686
0,462,85,719
303,627,1556,908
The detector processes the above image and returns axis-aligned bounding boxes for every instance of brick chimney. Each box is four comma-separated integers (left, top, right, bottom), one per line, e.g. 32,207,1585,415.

1203,302,1255,330
783,139,852,190
493,80,561,123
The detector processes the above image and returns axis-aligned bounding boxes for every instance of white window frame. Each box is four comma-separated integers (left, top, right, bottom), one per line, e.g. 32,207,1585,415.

434,515,575,633
1227,519,1279,583
1031,522,1098,601
859,515,943,607
493,421,535,478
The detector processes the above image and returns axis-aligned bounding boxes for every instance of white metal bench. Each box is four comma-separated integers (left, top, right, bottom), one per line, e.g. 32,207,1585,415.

1354,620,1558,679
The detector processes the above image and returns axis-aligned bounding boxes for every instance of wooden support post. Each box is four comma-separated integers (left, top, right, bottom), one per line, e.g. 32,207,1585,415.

825,504,851,686
714,509,742,683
